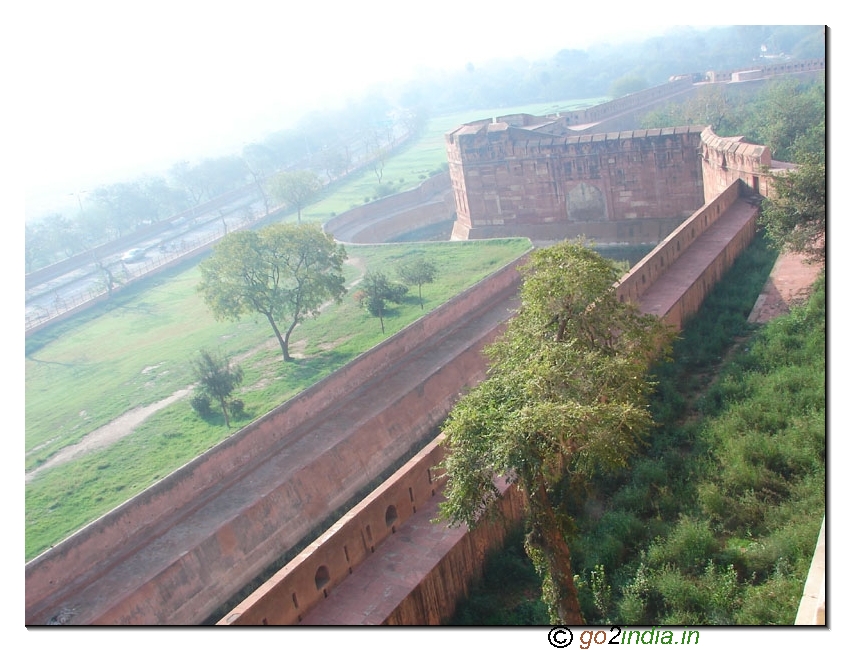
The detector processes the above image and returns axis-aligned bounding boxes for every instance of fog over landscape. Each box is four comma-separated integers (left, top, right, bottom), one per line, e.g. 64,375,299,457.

19,1,750,222
10,2,836,643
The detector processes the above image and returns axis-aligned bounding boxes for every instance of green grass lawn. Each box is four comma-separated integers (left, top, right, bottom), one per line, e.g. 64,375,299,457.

25,238,531,560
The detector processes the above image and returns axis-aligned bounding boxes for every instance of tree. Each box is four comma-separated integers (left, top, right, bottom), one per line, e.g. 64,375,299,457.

741,77,824,162
242,142,278,215
396,256,437,309
191,349,244,427
169,156,249,205
197,223,348,362
355,270,408,334
91,182,158,236
437,241,673,624
760,153,825,263
608,74,648,98
269,170,322,223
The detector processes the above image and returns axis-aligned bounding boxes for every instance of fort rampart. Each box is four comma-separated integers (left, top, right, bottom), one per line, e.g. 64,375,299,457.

616,180,745,304
700,126,788,200
218,181,761,625
25,251,527,625
218,434,525,625
324,173,454,243
447,123,705,243
27,63,814,626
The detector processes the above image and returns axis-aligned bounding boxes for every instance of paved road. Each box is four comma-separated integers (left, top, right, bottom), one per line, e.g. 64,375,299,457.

25,195,263,331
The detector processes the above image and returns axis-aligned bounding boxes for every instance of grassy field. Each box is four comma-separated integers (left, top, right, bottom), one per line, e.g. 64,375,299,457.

25,238,532,559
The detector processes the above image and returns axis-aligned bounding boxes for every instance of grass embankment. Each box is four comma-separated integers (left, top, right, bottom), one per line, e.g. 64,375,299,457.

450,233,825,625
25,238,532,560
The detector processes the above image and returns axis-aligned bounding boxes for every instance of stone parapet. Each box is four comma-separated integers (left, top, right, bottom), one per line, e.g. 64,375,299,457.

616,181,743,308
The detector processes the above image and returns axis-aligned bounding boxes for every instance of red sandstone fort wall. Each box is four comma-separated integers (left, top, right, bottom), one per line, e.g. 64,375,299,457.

220,184,761,626
617,181,758,330
219,434,526,626
616,181,742,305
324,174,454,243
381,482,526,625
447,126,705,244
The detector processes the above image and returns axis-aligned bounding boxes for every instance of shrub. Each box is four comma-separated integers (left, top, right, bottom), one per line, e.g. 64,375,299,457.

190,393,213,418
229,399,245,418
646,516,719,575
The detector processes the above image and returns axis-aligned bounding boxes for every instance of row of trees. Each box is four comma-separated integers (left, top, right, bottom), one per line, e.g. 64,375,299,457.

26,96,424,273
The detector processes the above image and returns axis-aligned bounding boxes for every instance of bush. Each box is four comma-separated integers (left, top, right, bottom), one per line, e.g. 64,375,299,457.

229,398,245,418
190,393,213,418
376,184,394,198
646,516,719,575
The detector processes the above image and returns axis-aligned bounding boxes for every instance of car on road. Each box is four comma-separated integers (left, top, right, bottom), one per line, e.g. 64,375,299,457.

121,248,146,263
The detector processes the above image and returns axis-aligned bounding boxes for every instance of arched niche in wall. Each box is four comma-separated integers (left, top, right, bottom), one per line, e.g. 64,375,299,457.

385,505,398,530
315,565,330,591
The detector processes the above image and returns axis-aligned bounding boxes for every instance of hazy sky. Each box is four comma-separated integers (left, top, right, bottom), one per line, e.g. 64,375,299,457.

11,1,826,221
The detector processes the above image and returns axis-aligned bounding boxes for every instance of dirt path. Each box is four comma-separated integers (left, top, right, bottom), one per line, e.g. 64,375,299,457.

26,389,191,483
747,251,823,324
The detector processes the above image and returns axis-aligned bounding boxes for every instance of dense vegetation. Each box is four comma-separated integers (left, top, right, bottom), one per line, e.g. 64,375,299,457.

451,233,824,625
641,74,825,164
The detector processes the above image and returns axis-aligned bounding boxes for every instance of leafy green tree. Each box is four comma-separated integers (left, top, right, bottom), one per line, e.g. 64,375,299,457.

740,77,824,162
396,257,437,309
91,181,158,236
269,170,322,223
197,223,348,362
437,241,673,624
355,270,408,333
191,348,244,427
760,153,825,263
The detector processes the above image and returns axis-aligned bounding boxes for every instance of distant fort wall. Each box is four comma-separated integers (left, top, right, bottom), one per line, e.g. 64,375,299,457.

324,173,454,243
447,124,705,244
706,58,824,83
